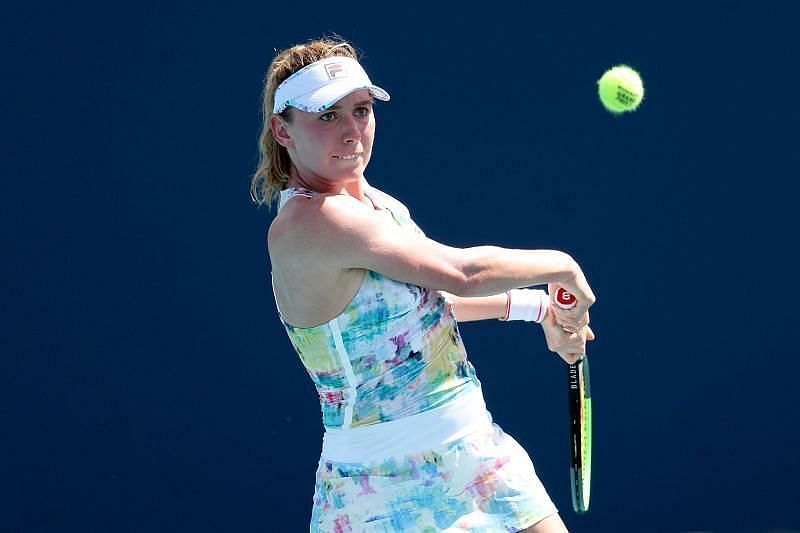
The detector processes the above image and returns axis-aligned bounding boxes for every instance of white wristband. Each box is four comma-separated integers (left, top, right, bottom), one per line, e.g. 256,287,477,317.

502,289,549,323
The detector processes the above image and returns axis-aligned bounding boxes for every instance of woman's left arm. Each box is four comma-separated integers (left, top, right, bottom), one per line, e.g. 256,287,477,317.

441,292,509,322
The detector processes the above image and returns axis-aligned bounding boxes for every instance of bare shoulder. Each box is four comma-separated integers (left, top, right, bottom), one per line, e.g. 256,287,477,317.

268,193,372,327
268,193,366,261
267,191,384,291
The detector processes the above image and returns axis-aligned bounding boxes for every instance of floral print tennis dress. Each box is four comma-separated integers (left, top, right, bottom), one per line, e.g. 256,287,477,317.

274,185,557,532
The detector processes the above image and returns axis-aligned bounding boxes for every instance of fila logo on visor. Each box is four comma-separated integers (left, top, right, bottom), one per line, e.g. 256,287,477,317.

324,62,348,80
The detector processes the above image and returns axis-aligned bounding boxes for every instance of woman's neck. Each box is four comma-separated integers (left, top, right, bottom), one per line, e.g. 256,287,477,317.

287,172,370,202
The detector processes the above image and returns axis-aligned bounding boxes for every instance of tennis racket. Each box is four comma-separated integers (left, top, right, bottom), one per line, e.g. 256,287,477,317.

555,287,592,514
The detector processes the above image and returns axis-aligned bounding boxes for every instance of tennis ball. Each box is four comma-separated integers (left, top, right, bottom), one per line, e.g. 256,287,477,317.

597,65,644,114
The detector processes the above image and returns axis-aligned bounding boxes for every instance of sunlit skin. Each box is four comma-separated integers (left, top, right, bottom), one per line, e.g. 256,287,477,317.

269,89,375,203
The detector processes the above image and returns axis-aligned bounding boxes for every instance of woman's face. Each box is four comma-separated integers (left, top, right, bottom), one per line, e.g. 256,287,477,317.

276,89,376,187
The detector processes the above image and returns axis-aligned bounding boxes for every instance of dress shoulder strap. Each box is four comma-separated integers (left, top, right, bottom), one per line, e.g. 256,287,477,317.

278,187,317,212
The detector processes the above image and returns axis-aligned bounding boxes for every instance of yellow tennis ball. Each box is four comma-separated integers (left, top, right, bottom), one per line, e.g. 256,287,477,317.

597,65,644,114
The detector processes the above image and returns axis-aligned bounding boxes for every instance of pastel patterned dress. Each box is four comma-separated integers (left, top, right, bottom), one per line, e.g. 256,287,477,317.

274,186,557,532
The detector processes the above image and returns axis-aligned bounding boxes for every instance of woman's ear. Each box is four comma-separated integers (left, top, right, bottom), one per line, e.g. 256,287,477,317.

269,114,293,148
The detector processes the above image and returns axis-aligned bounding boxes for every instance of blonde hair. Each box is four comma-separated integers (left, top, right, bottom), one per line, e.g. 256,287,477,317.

250,36,360,208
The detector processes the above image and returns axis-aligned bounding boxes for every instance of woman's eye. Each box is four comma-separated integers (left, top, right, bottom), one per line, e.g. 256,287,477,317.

320,112,336,121
355,107,370,117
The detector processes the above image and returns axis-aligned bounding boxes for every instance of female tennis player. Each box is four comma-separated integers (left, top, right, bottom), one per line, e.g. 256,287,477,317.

251,37,596,533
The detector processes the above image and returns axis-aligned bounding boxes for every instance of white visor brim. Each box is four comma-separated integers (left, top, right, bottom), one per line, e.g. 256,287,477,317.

273,56,390,114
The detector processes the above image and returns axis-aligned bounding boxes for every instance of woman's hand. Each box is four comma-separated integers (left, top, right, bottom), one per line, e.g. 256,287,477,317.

540,309,595,364
548,282,593,334
548,301,590,334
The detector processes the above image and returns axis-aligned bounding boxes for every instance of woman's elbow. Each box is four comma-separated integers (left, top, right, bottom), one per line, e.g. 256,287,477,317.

446,270,484,297
441,247,490,297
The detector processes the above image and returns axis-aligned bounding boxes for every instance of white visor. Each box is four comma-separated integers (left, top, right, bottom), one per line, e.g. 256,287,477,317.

272,56,390,114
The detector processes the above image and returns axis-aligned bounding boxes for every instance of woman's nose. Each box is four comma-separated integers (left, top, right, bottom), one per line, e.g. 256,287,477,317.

341,115,360,143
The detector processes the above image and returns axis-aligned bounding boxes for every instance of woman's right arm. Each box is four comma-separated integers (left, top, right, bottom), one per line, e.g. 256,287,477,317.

299,195,596,314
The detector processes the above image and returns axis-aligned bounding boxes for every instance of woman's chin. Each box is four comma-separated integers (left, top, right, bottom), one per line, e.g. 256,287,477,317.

329,165,365,180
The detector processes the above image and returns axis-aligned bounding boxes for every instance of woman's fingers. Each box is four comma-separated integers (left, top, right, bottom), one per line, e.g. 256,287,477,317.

540,303,595,364
554,325,594,356
552,311,590,333
555,335,584,355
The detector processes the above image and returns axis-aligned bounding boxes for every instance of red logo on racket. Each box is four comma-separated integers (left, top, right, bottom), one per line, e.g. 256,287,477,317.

556,288,577,308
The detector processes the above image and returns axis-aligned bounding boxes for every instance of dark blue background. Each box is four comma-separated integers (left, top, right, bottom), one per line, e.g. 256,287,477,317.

3,2,798,532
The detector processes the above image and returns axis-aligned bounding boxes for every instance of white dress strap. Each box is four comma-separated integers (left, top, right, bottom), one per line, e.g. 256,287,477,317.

278,187,315,212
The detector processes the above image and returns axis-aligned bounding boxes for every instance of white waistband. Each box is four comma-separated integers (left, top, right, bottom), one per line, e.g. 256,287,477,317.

320,386,492,463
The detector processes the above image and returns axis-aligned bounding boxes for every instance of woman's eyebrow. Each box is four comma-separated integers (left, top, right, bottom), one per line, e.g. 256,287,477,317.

326,99,374,111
